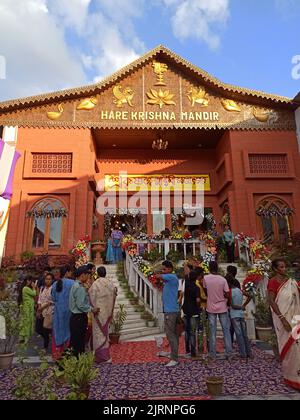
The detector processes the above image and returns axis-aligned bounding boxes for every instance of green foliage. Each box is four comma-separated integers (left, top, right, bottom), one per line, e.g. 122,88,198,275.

20,251,35,262
253,290,273,327
166,249,183,262
143,248,164,263
0,300,21,354
14,351,57,400
57,351,98,400
111,304,127,334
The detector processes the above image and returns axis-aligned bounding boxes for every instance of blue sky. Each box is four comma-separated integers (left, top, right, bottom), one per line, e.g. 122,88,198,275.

0,0,299,101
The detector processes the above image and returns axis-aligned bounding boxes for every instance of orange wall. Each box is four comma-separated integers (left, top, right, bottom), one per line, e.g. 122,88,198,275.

6,127,96,257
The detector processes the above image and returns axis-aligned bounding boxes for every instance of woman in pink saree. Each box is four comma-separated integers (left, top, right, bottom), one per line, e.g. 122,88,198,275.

89,266,117,363
268,259,300,391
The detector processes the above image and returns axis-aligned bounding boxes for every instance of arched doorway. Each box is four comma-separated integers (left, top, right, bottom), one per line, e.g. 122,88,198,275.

256,198,293,244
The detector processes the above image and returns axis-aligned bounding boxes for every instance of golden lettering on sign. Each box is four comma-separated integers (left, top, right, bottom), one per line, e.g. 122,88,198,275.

187,87,209,107
152,62,169,86
77,97,98,110
221,99,241,112
99,110,219,122
113,85,134,108
146,89,176,109
47,104,64,120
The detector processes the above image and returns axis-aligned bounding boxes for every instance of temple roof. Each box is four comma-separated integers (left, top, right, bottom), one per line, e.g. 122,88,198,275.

0,45,298,112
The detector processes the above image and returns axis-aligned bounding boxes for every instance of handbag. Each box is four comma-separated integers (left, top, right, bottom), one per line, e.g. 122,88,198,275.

43,312,53,330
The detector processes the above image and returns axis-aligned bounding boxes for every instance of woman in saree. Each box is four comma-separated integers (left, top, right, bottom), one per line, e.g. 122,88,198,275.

111,225,124,263
18,276,37,345
89,266,117,363
51,266,74,360
268,259,300,391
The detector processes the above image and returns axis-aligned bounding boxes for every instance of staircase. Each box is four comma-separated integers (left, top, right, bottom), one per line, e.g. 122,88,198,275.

105,265,161,341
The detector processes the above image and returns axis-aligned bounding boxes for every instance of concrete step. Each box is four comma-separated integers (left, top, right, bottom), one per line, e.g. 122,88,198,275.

123,319,148,328
121,327,161,342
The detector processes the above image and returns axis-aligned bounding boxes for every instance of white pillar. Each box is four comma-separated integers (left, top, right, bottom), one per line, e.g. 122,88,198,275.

0,126,18,267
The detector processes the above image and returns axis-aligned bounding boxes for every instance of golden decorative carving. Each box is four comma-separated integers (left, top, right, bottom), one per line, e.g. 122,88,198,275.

187,88,209,107
146,89,176,109
113,85,134,108
47,104,64,120
252,108,278,123
77,97,98,110
221,99,241,112
152,62,169,86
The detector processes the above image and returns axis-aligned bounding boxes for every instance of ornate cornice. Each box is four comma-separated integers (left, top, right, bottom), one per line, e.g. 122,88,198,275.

0,45,297,113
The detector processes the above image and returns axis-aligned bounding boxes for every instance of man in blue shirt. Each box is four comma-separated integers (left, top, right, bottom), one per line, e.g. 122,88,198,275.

157,260,180,367
69,265,99,357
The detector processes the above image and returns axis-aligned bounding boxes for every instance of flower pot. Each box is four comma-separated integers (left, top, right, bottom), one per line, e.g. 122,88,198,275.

256,326,273,342
205,376,224,396
109,333,120,344
0,352,15,370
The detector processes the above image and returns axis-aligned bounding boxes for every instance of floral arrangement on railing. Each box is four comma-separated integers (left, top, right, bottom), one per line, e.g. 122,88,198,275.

236,233,272,281
131,255,154,278
71,235,91,268
149,274,164,291
124,232,195,243
26,208,68,219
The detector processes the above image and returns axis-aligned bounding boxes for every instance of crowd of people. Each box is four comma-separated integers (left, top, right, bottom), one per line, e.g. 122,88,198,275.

157,258,300,391
15,253,300,391
17,263,117,364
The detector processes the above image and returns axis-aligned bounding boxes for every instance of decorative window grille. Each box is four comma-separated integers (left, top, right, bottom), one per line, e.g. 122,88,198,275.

32,153,72,174
249,154,288,175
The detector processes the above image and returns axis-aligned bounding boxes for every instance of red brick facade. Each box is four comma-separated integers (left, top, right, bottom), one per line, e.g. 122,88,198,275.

1,47,299,258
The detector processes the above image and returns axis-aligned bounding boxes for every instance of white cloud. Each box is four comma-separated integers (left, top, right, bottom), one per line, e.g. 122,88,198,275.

160,0,230,49
0,0,145,101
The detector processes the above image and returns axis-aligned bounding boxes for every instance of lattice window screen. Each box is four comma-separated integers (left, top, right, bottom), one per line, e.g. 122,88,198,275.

249,154,288,175
32,153,73,174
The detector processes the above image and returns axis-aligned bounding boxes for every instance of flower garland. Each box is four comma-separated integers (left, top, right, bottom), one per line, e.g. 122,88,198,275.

236,233,272,280
27,208,68,219
71,235,91,268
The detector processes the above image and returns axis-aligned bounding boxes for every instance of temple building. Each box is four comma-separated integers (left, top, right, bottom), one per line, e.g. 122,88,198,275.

0,45,300,259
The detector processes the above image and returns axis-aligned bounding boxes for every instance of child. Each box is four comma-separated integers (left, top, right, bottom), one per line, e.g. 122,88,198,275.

228,278,252,359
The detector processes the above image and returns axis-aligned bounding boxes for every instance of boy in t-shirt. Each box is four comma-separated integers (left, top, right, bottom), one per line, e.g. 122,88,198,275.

156,260,180,367
228,278,252,359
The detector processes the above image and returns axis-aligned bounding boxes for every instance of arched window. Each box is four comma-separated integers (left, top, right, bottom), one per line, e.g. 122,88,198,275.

27,198,68,251
256,198,293,244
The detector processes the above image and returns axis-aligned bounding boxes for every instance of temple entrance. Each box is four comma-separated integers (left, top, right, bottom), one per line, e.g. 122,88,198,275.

104,211,147,239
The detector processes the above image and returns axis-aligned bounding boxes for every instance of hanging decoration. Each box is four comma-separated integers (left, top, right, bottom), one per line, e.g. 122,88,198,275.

256,205,294,218
26,208,68,219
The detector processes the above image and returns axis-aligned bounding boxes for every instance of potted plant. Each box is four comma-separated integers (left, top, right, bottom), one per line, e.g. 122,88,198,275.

57,351,98,400
110,304,127,344
205,376,224,396
0,300,21,369
253,290,273,342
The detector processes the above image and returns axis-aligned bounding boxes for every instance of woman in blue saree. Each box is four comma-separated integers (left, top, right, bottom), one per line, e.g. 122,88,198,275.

51,266,74,360
111,226,124,263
